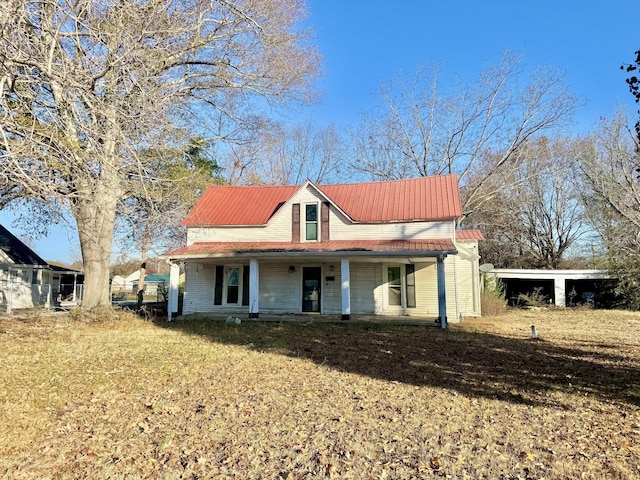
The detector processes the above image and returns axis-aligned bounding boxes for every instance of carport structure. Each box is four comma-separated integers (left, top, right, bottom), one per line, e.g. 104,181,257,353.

488,269,612,307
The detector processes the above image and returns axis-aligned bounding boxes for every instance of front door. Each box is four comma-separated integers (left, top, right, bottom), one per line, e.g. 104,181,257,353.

302,267,321,312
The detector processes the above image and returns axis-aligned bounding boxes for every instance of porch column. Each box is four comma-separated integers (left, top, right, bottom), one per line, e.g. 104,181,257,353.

45,272,51,309
72,273,77,303
437,254,447,329
249,259,260,318
6,267,12,314
341,258,350,320
167,262,180,321
554,276,566,307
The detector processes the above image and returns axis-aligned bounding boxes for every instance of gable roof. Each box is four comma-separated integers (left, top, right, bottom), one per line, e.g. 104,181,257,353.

0,224,49,266
182,175,461,226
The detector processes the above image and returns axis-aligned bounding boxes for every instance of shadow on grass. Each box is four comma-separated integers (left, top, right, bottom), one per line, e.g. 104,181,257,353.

156,317,639,408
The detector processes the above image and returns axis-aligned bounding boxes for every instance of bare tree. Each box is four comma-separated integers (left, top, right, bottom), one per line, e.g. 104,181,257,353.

351,53,578,215
621,49,640,146
0,0,318,308
222,121,344,185
582,112,640,231
580,112,640,306
465,137,588,268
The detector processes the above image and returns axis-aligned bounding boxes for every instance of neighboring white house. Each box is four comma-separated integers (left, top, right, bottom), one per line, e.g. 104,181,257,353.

131,274,170,296
111,270,144,293
0,224,83,312
164,175,483,327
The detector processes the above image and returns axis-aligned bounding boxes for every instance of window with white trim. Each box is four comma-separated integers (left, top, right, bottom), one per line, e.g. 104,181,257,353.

305,203,318,241
386,264,417,308
12,269,29,283
388,266,402,306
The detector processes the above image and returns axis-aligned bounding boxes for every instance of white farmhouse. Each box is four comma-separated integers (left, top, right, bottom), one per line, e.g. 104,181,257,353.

164,175,482,326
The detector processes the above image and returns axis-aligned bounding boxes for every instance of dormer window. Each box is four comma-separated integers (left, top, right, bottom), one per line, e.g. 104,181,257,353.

305,203,318,241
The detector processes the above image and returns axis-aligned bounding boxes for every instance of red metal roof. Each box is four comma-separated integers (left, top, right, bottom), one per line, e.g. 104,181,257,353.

456,230,484,240
318,175,461,222
182,175,462,226
166,239,457,257
182,185,298,226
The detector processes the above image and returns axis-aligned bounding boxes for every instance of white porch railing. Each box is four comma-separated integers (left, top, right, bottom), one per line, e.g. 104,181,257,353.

0,283,84,313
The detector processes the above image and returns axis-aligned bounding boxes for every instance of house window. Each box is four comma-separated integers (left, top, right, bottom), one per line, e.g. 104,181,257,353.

305,204,318,241
387,265,417,308
12,269,29,283
388,266,402,306
32,269,39,285
226,267,240,304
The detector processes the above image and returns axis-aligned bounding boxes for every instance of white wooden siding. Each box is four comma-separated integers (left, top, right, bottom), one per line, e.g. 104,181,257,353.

0,266,46,310
187,219,454,244
182,262,216,314
321,264,342,314
414,262,439,317
258,264,301,314
350,263,379,314
329,214,454,241
449,240,481,317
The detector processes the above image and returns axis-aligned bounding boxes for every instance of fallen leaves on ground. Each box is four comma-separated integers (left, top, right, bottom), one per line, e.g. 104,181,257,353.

0,308,638,479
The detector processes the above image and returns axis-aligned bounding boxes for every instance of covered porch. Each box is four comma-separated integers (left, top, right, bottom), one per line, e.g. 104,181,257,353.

165,239,458,328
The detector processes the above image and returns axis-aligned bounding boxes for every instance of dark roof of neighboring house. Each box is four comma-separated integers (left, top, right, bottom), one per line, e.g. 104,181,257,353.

0,224,49,266
167,239,457,257
182,175,462,226
49,264,83,274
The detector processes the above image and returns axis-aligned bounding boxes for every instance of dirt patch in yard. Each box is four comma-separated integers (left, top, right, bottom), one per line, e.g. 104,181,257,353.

1,308,638,479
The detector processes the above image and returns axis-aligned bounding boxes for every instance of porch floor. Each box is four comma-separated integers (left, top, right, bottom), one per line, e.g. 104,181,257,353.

175,312,444,327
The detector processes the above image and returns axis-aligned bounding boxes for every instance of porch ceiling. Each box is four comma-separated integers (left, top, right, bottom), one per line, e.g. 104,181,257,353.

165,239,457,260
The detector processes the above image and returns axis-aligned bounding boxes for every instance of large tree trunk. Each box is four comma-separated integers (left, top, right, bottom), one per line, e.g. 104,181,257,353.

74,184,120,309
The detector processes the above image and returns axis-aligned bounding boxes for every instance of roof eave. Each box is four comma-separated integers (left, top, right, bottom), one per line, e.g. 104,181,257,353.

182,223,268,228
184,216,460,228
164,249,458,261
350,216,460,224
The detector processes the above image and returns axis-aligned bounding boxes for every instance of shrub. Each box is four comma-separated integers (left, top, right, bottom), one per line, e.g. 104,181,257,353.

481,279,509,316
516,287,550,308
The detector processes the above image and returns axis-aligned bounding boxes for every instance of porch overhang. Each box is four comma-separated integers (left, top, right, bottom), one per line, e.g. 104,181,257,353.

163,239,458,261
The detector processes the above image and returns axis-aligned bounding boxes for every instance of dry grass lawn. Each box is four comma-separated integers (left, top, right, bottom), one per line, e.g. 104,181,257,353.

0,308,639,479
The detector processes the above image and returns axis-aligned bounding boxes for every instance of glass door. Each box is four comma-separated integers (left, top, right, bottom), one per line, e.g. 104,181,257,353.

302,267,321,312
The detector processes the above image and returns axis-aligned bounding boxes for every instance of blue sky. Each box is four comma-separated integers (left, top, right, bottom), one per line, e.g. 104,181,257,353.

302,0,637,132
1,0,637,263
